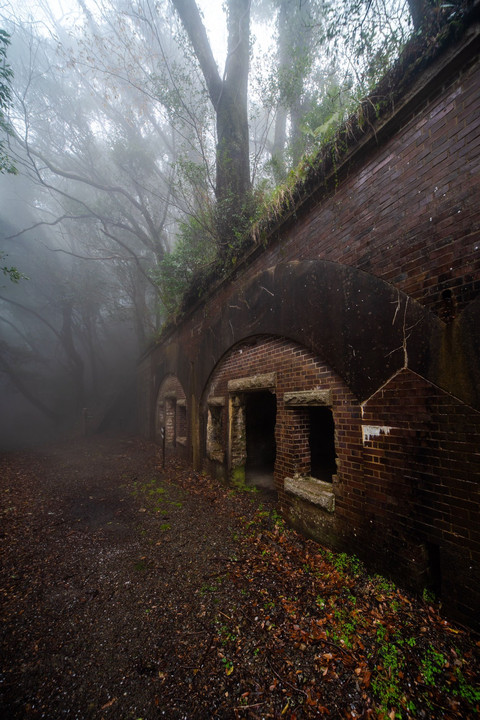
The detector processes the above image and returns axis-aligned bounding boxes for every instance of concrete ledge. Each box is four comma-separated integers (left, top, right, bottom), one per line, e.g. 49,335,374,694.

208,396,225,406
228,373,276,393
284,389,332,406
284,476,335,512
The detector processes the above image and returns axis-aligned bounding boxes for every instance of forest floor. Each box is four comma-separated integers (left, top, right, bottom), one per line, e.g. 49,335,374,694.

0,435,479,720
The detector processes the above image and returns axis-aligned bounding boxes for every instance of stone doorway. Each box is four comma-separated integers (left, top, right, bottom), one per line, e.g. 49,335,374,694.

245,391,277,490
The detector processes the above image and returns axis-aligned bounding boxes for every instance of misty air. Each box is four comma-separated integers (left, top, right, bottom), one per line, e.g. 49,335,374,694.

1,0,479,718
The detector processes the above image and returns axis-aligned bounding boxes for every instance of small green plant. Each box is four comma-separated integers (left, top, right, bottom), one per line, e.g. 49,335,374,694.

221,657,233,674
390,599,400,613
422,587,436,603
371,637,404,714
169,500,183,508
200,582,217,595
421,645,446,686
159,522,171,532
346,591,357,607
373,575,396,596
329,601,360,649
452,666,480,704
218,623,237,645
339,620,357,648
271,509,285,529
132,477,169,512
346,554,363,575
406,699,416,714
323,550,363,577
376,623,387,643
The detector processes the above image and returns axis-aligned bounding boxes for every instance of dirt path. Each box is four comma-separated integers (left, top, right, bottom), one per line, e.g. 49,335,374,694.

0,436,259,719
1,436,479,720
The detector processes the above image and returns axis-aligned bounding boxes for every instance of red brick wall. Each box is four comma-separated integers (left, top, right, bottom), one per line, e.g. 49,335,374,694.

243,57,480,322
360,369,480,621
139,32,480,628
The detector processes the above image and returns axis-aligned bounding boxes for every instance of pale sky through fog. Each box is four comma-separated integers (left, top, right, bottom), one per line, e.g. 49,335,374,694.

15,0,231,68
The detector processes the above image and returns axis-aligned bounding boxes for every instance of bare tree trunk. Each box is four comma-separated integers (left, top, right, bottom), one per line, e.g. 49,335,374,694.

407,0,429,28
171,0,251,244
215,0,251,204
270,0,314,174
270,0,289,182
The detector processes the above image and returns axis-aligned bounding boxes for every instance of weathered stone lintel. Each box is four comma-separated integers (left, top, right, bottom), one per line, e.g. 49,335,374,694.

284,476,335,512
208,448,225,463
228,373,276,393
176,399,186,408
207,396,225,407
177,436,187,446
284,389,332,407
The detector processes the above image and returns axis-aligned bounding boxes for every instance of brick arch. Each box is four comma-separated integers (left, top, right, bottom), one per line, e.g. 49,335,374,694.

147,260,456,446
193,259,447,408
201,334,362,504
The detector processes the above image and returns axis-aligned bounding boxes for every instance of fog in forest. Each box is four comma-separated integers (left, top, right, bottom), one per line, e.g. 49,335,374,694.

0,0,416,449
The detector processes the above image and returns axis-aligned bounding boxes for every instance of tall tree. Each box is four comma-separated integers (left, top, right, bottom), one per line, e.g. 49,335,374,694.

407,0,437,30
171,0,251,245
268,0,324,179
0,28,16,175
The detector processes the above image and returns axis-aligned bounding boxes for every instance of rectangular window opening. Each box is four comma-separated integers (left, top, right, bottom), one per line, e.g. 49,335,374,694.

309,406,337,483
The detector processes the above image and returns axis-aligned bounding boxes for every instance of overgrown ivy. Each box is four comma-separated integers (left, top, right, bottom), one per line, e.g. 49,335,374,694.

150,213,218,318
151,186,265,320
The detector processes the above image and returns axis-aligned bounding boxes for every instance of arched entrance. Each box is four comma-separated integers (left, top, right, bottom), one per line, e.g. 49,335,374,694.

202,335,359,498
155,374,187,449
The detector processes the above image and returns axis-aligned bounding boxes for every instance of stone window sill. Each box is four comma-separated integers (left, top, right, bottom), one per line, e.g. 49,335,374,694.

284,476,335,512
